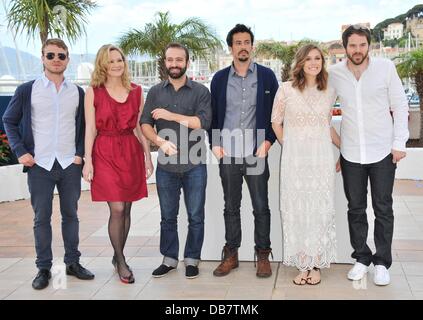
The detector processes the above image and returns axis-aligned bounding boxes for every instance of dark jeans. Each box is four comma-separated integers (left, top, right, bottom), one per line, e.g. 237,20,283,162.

340,154,396,269
219,156,271,250
156,165,207,265
27,160,82,270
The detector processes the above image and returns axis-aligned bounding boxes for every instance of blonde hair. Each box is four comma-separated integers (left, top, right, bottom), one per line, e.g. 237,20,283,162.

90,44,132,91
291,44,328,92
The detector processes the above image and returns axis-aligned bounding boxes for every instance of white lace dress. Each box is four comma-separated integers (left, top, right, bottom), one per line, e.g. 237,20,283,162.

271,81,337,271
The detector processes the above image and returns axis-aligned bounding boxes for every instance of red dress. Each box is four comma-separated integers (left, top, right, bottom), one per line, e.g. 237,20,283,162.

91,83,148,202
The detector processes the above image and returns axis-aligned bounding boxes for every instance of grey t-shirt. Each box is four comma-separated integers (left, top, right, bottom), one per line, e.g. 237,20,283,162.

140,78,212,173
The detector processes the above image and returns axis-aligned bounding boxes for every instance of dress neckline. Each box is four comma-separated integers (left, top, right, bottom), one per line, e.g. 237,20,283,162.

103,85,130,104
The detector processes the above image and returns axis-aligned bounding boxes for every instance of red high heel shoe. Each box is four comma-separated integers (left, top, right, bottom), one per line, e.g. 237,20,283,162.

119,271,135,284
112,256,132,272
114,259,135,284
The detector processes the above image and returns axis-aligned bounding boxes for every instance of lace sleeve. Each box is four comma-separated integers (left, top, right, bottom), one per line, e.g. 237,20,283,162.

271,85,287,124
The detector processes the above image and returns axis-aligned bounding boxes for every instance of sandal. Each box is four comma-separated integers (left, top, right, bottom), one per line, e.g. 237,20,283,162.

306,268,321,285
293,270,310,285
113,258,135,284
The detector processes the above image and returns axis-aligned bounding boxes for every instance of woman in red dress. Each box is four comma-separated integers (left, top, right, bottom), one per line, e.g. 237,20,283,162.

83,44,153,284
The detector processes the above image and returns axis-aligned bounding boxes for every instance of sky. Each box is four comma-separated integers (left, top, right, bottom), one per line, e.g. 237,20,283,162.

0,0,422,57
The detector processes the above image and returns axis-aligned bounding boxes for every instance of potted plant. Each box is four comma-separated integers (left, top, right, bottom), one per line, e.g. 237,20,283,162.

0,131,12,166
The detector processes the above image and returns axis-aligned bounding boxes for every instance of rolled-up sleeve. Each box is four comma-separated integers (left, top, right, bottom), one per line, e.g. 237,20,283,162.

140,87,156,126
388,61,409,151
195,87,212,130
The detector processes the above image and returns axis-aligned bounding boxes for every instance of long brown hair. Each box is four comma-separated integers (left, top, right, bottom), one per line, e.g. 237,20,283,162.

291,44,328,92
90,44,132,91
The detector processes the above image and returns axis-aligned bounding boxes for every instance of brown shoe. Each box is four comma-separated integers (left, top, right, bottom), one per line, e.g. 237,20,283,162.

255,248,273,278
213,245,239,277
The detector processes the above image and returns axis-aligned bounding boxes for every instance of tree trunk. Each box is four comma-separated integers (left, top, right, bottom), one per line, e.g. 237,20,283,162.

420,108,423,144
281,65,290,82
415,73,423,142
39,13,49,45
157,55,168,82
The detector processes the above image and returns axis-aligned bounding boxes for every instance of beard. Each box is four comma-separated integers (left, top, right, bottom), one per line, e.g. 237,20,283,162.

347,50,369,66
166,66,187,79
237,50,250,62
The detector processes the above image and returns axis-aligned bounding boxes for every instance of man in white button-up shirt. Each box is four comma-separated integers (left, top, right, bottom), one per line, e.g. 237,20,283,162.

329,25,409,286
2,39,94,290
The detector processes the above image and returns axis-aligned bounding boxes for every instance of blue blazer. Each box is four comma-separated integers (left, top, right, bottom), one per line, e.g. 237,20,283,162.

208,63,278,151
2,80,85,171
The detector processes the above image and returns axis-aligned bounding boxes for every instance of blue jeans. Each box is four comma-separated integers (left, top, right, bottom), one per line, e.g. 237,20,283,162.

27,160,82,270
156,165,207,267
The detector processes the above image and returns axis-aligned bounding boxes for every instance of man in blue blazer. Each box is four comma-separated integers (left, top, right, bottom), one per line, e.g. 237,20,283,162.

2,39,94,290
209,24,278,278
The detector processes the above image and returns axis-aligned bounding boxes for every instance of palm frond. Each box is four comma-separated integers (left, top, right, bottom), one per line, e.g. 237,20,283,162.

6,0,97,44
117,11,222,80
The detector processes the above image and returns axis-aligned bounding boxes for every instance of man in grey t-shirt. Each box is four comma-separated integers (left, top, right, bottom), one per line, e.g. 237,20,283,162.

141,43,211,279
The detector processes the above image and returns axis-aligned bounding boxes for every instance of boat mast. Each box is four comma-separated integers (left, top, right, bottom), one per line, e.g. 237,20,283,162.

2,0,26,80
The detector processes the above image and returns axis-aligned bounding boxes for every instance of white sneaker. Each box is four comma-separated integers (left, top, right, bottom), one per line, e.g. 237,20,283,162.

347,262,368,281
374,265,390,286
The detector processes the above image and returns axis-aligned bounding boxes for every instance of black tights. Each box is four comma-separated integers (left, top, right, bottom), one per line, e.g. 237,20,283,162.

107,202,132,277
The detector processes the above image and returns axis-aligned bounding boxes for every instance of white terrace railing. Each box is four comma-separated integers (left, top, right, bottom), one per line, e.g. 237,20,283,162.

0,76,212,94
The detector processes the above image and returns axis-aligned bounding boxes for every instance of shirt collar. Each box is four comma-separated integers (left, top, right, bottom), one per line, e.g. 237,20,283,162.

163,76,192,89
41,73,69,88
230,61,255,76
342,56,372,73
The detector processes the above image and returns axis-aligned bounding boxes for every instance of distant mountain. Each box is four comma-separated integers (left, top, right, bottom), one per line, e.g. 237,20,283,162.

0,46,96,80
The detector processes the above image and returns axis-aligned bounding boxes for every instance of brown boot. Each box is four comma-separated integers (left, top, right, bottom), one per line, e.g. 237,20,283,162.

213,245,239,277
255,248,272,278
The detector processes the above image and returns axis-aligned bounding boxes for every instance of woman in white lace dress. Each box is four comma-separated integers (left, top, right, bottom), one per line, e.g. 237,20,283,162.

271,44,341,285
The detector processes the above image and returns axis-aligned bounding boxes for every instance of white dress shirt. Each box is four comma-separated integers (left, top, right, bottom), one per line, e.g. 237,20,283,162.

31,73,79,171
328,57,409,164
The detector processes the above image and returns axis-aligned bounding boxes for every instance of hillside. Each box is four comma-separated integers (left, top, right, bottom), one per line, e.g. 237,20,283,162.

372,4,423,41
0,46,96,80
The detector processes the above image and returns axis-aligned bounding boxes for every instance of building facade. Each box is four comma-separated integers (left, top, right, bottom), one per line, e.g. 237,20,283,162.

384,22,404,40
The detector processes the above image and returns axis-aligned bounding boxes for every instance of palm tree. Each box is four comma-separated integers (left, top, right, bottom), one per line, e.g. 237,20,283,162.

396,49,423,141
256,39,318,81
5,0,97,45
118,11,222,81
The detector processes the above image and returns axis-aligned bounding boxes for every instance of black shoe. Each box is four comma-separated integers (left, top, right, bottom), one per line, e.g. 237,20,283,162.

152,264,176,278
32,269,51,290
66,262,95,280
185,265,199,279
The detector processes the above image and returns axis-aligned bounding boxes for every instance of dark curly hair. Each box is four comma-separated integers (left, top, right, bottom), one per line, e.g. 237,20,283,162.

226,24,254,47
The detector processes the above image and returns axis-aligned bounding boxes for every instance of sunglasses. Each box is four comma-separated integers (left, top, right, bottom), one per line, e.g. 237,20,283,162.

45,52,67,61
351,24,369,31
